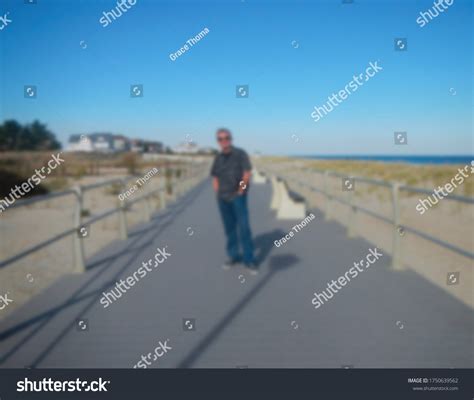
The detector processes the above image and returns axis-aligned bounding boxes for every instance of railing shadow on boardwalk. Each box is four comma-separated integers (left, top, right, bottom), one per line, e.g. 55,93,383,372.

177,254,299,368
0,181,208,366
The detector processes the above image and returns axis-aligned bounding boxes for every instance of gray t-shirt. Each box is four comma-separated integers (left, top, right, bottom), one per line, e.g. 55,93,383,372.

210,147,252,201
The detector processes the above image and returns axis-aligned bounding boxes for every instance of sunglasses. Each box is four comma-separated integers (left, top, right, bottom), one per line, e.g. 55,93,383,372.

217,136,231,142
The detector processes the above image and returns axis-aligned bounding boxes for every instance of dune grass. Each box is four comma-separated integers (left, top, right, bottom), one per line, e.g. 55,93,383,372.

262,156,473,197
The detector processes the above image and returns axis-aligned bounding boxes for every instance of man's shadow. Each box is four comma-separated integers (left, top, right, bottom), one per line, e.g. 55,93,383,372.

253,229,287,267
177,253,299,368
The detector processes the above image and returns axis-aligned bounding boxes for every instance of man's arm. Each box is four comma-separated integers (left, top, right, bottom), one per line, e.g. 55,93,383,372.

212,177,219,193
210,156,219,193
237,170,251,195
237,150,252,195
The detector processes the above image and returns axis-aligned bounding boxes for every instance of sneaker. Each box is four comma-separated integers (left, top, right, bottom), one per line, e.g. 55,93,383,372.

244,262,259,275
222,259,239,270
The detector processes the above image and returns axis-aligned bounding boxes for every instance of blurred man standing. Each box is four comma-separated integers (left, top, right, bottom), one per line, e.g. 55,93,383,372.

211,128,257,274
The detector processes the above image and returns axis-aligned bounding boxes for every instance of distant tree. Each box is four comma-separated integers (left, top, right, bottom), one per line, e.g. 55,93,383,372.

0,170,49,198
0,120,22,150
0,119,61,151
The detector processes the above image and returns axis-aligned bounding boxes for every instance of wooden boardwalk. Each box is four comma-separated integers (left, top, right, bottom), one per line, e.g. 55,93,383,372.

0,179,472,368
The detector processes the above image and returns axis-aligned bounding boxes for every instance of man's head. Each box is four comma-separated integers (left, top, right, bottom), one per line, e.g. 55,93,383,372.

216,128,232,153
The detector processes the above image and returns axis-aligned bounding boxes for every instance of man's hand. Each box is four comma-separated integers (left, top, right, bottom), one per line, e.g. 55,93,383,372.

237,170,251,195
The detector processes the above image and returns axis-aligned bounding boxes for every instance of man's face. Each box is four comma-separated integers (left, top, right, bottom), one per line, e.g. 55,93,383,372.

217,131,232,152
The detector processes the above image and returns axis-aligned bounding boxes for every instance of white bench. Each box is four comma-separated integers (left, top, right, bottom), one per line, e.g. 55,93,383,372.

252,168,267,184
270,176,306,219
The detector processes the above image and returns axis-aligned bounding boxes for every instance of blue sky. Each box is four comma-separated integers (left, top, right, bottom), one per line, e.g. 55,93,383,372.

0,0,472,155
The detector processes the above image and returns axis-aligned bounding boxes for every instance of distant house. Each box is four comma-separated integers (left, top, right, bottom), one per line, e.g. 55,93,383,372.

143,141,164,153
130,139,164,153
130,139,145,153
67,133,164,154
66,134,94,152
173,141,199,154
90,133,114,153
113,135,130,152
66,133,131,153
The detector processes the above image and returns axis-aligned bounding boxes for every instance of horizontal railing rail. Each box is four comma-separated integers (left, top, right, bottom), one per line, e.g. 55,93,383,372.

399,184,474,204
0,162,210,271
6,177,140,211
0,226,78,270
6,189,77,210
259,163,474,268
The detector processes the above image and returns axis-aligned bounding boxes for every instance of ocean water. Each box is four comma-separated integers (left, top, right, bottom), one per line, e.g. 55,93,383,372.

298,155,473,165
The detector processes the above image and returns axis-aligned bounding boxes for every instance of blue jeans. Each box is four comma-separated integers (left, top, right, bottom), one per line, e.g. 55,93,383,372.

217,194,255,264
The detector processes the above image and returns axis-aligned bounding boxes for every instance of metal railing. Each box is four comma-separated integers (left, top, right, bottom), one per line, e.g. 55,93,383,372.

0,162,209,272
259,163,474,269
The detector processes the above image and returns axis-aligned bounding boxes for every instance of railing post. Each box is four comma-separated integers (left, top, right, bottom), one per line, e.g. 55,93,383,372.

183,166,188,193
182,167,188,193
177,169,183,197
72,186,86,273
188,165,193,191
160,178,167,209
324,170,332,220
187,166,192,192
347,177,357,238
143,186,152,222
118,179,128,240
170,171,177,199
391,182,402,270
190,165,195,189
172,171,176,199
0,218,5,261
